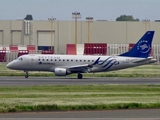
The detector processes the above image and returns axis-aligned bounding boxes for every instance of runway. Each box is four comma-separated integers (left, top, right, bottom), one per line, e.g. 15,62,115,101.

0,109,160,119
0,76,160,86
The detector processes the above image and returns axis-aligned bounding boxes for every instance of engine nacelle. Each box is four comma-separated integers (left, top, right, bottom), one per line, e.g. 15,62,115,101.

54,68,68,76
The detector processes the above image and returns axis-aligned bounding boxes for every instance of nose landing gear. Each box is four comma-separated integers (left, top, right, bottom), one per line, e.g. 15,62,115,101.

25,71,29,78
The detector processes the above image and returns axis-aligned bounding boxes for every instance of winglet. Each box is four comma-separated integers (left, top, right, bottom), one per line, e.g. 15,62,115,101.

119,31,155,58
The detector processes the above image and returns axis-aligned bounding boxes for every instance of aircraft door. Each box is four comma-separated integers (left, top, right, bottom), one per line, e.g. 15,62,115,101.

29,56,36,66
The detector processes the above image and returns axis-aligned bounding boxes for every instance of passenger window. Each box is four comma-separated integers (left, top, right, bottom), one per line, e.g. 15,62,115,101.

47,59,48,61
55,59,57,61
67,59,69,61
63,59,65,61
38,59,40,61
88,60,90,62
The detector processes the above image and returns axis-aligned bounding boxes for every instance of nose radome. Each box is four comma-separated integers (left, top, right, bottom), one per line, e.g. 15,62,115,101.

6,63,10,68
6,62,13,69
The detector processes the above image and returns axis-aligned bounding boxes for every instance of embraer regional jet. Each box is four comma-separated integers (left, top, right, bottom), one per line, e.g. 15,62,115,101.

6,31,157,79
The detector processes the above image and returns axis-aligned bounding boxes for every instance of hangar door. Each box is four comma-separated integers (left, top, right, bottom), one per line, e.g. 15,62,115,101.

38,32,54,46
12,31,22,45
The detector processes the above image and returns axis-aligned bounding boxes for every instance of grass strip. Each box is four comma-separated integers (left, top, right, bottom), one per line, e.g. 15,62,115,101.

1,103,160,113
1,73,160,77
0,85,160,112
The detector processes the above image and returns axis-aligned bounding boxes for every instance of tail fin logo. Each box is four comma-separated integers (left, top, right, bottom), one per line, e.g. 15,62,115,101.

137,40,150,53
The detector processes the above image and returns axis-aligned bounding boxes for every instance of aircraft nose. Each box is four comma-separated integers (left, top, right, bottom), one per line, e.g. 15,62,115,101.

6,62,14,69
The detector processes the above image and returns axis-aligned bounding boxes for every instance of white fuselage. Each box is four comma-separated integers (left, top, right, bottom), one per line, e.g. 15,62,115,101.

6,54,154,73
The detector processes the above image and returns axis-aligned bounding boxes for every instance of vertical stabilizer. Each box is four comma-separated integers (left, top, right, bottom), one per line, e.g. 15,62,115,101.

119,31,154,58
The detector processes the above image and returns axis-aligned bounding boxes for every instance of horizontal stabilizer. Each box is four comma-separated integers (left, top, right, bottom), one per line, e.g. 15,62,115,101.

133,57,157,63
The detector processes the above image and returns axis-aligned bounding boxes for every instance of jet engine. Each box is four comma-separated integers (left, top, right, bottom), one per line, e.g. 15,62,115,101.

54,68,70,76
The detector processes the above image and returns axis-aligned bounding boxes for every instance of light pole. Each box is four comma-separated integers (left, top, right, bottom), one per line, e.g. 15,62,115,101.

48,17,56,51
72,12,81,54
86,17,93,43
142,18,150,32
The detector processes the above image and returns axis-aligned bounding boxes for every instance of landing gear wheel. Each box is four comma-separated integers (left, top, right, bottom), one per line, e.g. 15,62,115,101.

77,73,83,79
25,75,28,78
25,71,29,78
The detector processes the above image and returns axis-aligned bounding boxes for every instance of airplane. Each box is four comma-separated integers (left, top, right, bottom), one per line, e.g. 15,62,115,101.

6,31,157,79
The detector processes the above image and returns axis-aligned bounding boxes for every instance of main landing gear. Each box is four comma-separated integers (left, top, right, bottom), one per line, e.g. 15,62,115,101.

77,73,83,79
25,71,29,78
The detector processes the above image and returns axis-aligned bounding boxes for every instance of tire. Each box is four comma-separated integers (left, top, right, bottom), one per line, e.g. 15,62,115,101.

25,75,28,78
77,73,83,79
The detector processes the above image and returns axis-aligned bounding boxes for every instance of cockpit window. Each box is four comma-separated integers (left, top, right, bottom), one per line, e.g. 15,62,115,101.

18,57,23,61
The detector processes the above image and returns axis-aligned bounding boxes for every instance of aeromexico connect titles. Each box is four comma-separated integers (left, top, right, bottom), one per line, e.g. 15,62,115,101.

6,31,157,79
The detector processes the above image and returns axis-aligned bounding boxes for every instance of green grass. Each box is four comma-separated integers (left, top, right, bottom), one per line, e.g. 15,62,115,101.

0,85,160,112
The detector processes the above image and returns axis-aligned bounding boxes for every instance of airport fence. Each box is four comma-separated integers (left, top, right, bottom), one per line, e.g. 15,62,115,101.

0,44,160,64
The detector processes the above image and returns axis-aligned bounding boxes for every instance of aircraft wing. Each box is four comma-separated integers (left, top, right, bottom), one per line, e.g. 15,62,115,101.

133,57,157,63
68,64,93,73
49,64,93,73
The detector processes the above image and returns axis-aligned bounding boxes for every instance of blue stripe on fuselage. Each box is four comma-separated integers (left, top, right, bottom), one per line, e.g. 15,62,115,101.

92,57,119,71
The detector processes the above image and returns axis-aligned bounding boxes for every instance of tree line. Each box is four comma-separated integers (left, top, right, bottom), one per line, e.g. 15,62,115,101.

24,14,140,21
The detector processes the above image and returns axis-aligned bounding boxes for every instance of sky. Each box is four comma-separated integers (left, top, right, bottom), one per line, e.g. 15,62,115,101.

0,0,159,21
